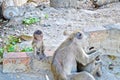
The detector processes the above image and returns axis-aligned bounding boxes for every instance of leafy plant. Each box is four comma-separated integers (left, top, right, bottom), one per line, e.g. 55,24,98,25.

21,47,33,52
45,14,49,19
22,17,40,25
6,44,16,52
0,48,4,58
8,36,21,45
0,35,34,58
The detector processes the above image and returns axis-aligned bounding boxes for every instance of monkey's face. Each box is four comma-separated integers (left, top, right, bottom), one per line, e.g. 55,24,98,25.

35,34,43,41
34,30,43,41
72,31,86,45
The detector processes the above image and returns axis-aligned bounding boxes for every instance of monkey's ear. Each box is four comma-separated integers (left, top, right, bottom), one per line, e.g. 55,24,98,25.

63,30,71,36
76,32,82,39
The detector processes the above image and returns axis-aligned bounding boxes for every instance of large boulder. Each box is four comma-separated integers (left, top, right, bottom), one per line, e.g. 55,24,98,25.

83,24,120,56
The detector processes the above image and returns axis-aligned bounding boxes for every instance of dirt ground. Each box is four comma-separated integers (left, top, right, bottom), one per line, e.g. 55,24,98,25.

0,2,120,80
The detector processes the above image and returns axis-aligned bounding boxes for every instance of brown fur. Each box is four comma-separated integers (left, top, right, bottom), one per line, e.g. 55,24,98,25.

90,0,99,8
32,30,46,60
78,49,102,77
51,31,102,80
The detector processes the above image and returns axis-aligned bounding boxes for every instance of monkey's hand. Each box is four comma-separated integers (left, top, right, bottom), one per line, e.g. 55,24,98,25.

95,56,100,61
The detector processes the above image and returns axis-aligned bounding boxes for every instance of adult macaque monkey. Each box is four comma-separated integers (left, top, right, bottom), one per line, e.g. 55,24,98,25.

32,30,46,60
51,30,102,80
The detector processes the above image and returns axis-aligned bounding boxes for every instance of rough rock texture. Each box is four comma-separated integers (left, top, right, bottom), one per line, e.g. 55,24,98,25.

83,24,120,57
0,2,120,80
13,0,27,6
2,0,18,19
96,0,119,6
50,0,120,9
3,52,30,73
50,0,95,9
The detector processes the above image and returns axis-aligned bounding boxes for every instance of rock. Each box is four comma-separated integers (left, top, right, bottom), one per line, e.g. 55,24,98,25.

0,0,3,5
3,52,30,73
13,0,27,6
95,0,119,6
109,63,114,70
50,0,78,8
83,24,120,56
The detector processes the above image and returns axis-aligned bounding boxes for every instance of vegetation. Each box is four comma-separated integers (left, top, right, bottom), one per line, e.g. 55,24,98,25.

22,17,40,25
45,14,49,19
0,35,33,58
0,48,4,58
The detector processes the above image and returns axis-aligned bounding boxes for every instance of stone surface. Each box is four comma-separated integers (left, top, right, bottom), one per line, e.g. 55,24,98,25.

83,24,120,56
96,0,119,6
3,52,30,73
13,0,27,6
0,2,120,80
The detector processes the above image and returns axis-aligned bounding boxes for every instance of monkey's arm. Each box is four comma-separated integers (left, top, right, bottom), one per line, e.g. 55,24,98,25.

42,42,45,53
32,42,37,56
76,48,101,66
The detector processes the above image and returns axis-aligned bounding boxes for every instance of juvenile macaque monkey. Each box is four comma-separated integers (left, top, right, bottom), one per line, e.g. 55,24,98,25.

51,31,102,80
88,47,102,77
77,47,102,77
32,30,46,60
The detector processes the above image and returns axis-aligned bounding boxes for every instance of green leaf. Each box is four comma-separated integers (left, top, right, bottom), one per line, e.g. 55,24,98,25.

8,36,20,45
45,14,49,19
22,17,40,25
7,45,16,52
21,47,33,52
0,48,4,58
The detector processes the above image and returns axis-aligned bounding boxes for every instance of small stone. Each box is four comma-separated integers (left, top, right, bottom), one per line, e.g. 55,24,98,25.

0,38,2,42
109,63,114,70
16,75,20,78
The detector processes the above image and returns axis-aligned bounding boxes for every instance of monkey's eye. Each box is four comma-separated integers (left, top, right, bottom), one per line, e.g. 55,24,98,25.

76,32,82,39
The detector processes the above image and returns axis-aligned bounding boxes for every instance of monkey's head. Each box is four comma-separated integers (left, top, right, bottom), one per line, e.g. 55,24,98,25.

69,31,84,39
68,31,87,45
33,30,43,41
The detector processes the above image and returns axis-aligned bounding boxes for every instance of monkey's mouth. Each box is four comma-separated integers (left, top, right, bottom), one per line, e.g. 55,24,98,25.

77,36,82,39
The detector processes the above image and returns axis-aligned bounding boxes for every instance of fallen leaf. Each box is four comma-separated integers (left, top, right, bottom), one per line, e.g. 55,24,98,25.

19,35,33,41
108,55,116,60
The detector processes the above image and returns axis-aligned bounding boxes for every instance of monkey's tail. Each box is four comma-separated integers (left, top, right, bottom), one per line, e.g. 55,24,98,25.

46,75,49,80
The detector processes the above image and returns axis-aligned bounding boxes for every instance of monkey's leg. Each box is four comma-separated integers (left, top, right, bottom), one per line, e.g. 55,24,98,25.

96,62,102,77
33,48,41,60
68,71,95,80
33,47,37,58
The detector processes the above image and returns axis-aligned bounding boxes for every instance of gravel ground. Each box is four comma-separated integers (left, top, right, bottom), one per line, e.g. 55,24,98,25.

0,2,120,80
